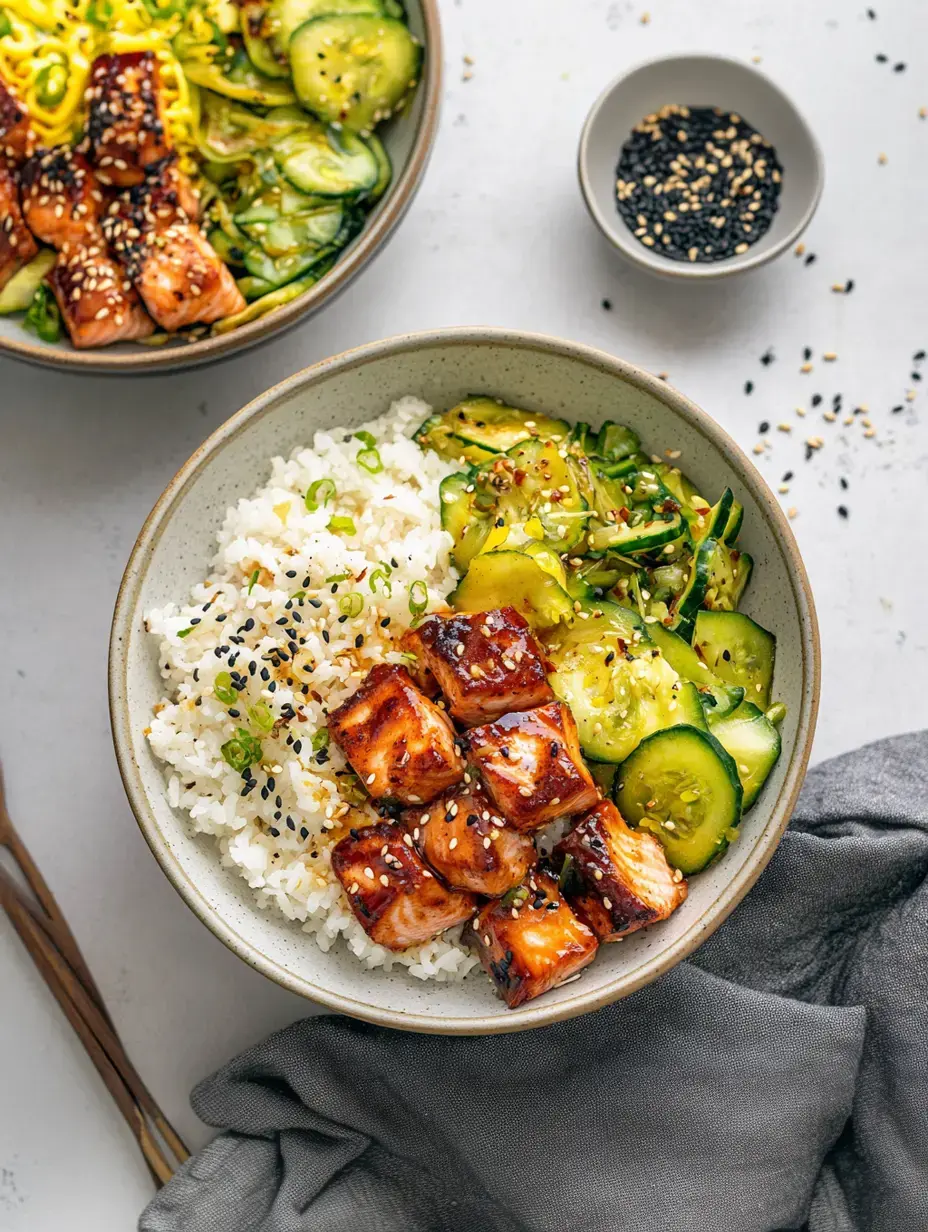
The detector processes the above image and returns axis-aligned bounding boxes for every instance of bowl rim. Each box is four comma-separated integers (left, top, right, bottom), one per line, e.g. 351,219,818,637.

0,1,442,375
577,51,825,280
108,326,821,1034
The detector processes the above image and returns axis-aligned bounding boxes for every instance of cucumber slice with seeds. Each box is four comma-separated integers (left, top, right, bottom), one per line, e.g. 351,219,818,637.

646,621,744,718
269,0,383,57
450,549,573,629
616,725,743,874
289,14,421,134
596,421,641,463
693,610,776,708
415,415,496,467
704,545,753,611
708,701,781,811
669,535,716,641
447,397,569,454
275,125,379,197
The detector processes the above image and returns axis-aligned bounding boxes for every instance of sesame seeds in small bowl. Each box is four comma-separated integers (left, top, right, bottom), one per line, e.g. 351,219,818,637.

578,53,824,279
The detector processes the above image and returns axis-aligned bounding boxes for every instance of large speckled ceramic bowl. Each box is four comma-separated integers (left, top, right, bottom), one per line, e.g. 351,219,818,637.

0,1,440,375
109,328,820,1034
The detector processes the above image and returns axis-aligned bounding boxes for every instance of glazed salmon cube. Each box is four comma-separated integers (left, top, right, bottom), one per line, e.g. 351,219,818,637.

401,606,554,727
466,869,597,1008
464,702,599,831
0,164,38,291
0,79,32,163
102,174,244,331
327,664,465,806
555,799,687,941
331,822,477,951
48,241,154,348
21,148,102,251
402,784,536,897
86,52,170,187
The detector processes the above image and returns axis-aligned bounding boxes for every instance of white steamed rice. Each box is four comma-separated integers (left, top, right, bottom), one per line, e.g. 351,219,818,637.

145,397,481,981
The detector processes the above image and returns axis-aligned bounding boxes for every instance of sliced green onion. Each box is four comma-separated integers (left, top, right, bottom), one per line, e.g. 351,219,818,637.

339,592,364,617
214,671,238,705
325,571,351,584
24,283,62,343
408,580,428,617
328,515,356,535
247,568,260,595
305,478,336,511
354,430,376,448
356,447,383,475
177,627,193,639
765,701,787,725
558,854,580,894
369,566,392,596
311,728,330,752
221,728,262,773
247,701,275,733
36,62,68,108
501,884,529,909
291,589,306,601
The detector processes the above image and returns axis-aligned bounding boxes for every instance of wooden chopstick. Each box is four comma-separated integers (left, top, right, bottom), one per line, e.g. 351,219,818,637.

0,760,189,1185
0,761,113,1026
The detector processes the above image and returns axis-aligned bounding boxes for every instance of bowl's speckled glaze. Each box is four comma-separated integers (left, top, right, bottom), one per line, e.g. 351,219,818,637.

109,329,820,1034
0,0,440,374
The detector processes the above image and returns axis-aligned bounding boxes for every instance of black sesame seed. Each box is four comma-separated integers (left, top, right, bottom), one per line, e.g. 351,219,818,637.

912,371,922,382
876,52,888,62
293,739,303,753
760,350,774,366
308,599,323,609
337,614,348,625
269,827,279,837
302,576,311,587
722,648,731,661
803,346,812,360
838,505,849,519
276,617,288,626
189,617,201,626
380,617,391,627
229,708,240,718
355,634,364,648
602,298,612,310
914,350,925,362
285,570,297,578
811,394,822,407
782,471,794,482
840,477,849,490
300,827,309,840
744,380,754,395
260,667,270,681
894,62,905,72
845,279,855,293
758,421,770,434
891,405,903,414
805,253,816,266
322,630,330,644
216,614,227,622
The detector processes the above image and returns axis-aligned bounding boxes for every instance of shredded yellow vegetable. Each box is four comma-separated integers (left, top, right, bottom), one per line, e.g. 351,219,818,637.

0,0,225,153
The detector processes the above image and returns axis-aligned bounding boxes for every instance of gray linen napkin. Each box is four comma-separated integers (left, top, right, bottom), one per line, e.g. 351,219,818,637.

141,731,928,1232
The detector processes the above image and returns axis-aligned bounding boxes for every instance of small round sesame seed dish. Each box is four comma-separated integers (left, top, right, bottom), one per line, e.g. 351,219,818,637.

0,0,439,372
578,54,824,279
110,328,820,1034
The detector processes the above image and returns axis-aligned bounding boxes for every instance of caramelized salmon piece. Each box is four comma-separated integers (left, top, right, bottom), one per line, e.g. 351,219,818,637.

0,164,38,290
48,241,153,348
21,148,102,250
555,800,687,941
401,607,554,726
466,869,597,1008
465,702,599,832
327,664,465,806
0,79,33,164
402,784,536,897
331,822,477,951
86,52,170,187
102,175,244,330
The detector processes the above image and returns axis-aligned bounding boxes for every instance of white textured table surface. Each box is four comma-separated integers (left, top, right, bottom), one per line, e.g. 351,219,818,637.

2,0,927,1226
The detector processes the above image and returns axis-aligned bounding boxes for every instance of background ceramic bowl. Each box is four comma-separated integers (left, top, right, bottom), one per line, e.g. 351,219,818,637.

0,1,441,375
109,328,820,1034
578,53,824,279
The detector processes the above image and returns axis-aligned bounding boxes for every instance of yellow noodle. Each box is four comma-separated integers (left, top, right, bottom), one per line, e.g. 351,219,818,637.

0,0,221,150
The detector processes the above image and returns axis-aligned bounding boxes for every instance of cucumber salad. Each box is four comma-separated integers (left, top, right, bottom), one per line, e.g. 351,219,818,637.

419,398,784,879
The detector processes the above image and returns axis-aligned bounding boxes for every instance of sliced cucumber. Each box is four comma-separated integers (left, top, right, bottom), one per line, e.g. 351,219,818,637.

439,472,491,571
365,131,392,200
693,610,776,709
596,421,641,463
586,460,686,555
242,1,290,77
724,500,744,544
704,545,753,611
674,681,710,731
289,14,421,134
646,622,744,718
616,725,743,874
0,249,56,314
183,53,297,107
275,125,379,197
243,242,334,287
587,509,684,555
415,414,496,467
450,549,573,629
544,601,690,764
497,437,588,552
655,463,713,540
708,701,781,811
445,397,569,454
588,761,617,795
696,488,734,543
669,535,716,641
269,0,382,56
